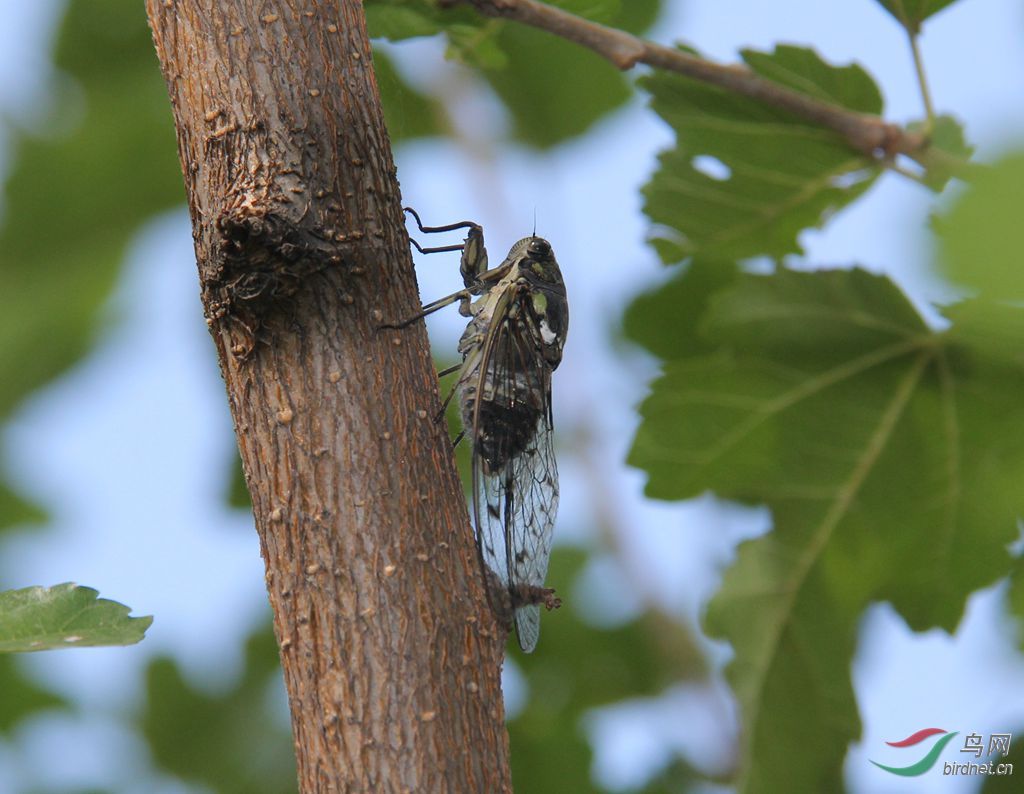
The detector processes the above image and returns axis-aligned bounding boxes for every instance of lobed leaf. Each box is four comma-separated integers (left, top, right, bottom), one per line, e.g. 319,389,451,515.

629,268,1024,792
0,583,152,653
641,46,884,263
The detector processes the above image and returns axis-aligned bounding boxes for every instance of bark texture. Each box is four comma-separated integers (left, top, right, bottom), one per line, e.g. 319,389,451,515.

146,2,512,791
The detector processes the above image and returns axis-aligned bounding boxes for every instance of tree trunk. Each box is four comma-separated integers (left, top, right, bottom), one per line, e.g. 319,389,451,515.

146,2,512,791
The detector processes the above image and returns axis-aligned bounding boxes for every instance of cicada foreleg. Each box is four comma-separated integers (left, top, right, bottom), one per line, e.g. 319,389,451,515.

379,208,489,328
404,207,489,292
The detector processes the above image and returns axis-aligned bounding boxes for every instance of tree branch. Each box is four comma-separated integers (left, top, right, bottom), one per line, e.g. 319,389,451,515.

442,0,930,162
146,2,512,791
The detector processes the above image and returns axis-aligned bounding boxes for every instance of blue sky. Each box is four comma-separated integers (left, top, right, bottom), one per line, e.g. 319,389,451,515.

1,1,1023,792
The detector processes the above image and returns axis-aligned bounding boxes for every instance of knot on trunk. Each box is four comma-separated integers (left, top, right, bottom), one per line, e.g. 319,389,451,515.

205,202,351,357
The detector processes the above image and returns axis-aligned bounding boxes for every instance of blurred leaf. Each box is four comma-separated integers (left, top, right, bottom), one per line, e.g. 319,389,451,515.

484,27,631,148
0,480,47,535
909,114,972,191
142,622,297,794
468,0,661,144
741,46,882,112
629,269,1024,792
509,548,703,792
623,258,740,360
445,20,510,69
981,738,1024,792
479,0,657,149
369,0,663,148
515,582,676,705
0,654,67,732
636,757,706,793
365,0,447,40
875,0,960,33
642,45,883,263
0,583,151,652
937,151,1024,301
375,48,447,141
611,0,662,33
0,0,182,528
227,455,252,510
1008,561,1024,652
1,0,182,415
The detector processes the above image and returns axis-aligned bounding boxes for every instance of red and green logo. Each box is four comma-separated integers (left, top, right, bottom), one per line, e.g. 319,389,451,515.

870,728,959,776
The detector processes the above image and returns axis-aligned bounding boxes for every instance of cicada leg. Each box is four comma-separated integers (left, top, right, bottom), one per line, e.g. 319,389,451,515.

404,207,489,292
377,287,474,330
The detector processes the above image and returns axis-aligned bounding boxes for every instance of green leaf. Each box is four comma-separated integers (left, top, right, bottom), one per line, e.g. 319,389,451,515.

937,151,1024,301
622,258,739,360
1008,561,1024,652
365,1,446,40
374,48,446,141
741,46,882,113
629,269,1024,792
142,623,297,794
874,0,961,34
641,46,883,262
366,0,663,148
0,654,67,732
0,584,152,652
0,480,47,536
227,455,252,510
981,738,1024,793
463,0,662,148
479,23,632,148
910,114,972,191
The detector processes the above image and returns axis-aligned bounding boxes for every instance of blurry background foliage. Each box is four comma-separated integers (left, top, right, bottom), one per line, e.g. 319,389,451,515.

1,0,1022,792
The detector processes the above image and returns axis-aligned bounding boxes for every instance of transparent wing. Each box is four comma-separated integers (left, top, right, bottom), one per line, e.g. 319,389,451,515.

470,312,558,653
507,403,558,653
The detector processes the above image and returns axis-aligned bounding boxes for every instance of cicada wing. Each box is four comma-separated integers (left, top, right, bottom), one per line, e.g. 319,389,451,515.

469,310,558,653
466,289,516,601
513,604,542,654
472,451,510,589
507,395,558,653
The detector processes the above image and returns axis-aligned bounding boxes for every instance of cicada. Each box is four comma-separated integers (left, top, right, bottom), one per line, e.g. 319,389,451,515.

389,208,568,652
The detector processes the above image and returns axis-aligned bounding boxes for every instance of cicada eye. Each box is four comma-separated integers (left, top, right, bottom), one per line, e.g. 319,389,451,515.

528,238,551,258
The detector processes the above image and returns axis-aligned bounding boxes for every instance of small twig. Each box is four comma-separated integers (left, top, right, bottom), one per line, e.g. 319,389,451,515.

441,0,938,166
885,160,928,185
907,31,935,132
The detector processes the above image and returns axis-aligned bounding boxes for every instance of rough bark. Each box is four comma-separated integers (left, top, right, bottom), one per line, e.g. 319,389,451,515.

146,2,512,791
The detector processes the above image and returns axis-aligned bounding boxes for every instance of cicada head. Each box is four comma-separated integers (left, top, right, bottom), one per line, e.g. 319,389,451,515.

504,236,567,368
505,236,563,291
